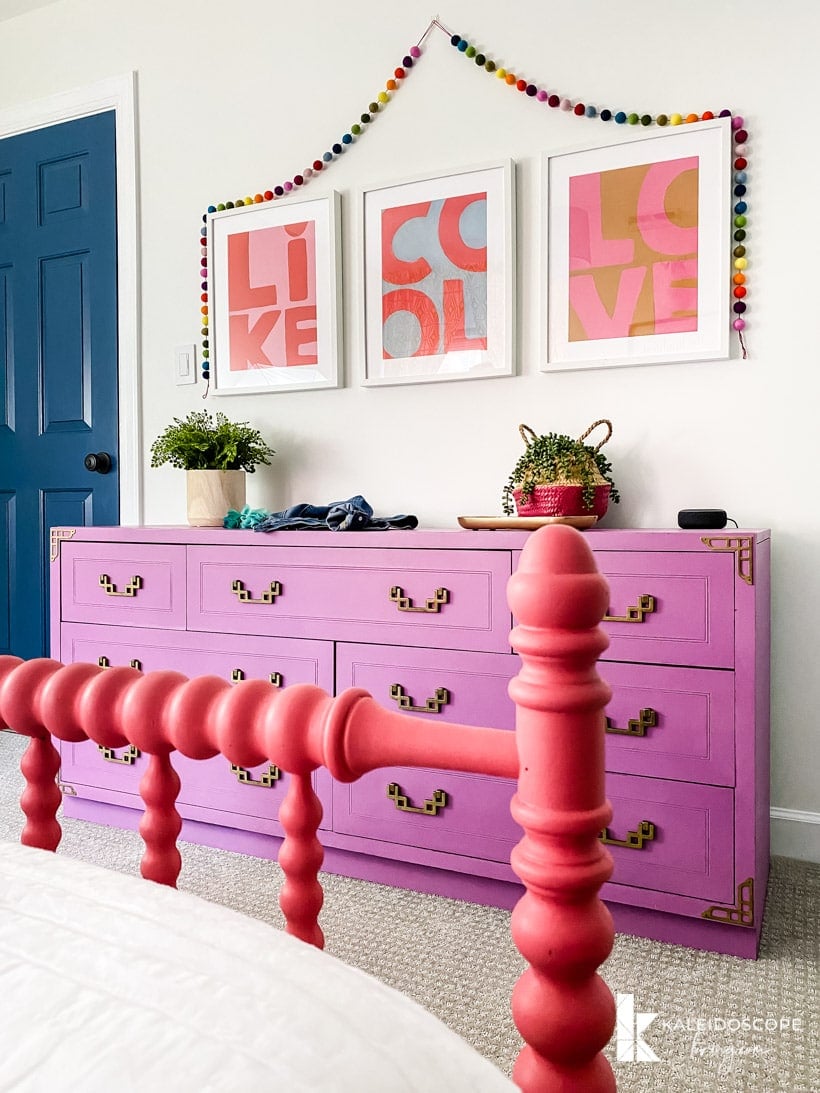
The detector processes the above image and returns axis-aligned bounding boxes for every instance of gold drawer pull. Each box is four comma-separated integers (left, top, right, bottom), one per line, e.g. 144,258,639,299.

99,745,141,765
389,684,450,714
389,586,450,613
603,594,655,624
99,574,143,598
599,819,656,850
98,656,142,671
605,707,657,738
230,763,281,788
231,668,283,687
387,782,449,816
231,579,282,605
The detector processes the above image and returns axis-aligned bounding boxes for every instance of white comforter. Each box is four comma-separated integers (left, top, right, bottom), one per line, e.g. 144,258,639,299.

0,842,515,1091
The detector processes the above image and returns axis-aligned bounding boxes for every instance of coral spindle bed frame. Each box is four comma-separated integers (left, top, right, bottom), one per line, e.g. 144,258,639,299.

0,524,617,1092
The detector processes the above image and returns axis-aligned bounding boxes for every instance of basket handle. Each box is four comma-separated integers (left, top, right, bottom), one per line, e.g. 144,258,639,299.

576,419,613,453
519,424,538,448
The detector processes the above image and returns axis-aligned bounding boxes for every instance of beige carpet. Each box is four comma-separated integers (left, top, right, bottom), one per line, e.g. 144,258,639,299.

1,730,817,1092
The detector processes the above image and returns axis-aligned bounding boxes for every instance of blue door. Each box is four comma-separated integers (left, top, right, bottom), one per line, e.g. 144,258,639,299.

0,111,119,659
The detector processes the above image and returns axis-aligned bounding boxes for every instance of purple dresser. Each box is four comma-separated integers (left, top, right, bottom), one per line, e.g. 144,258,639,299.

49,526,771,958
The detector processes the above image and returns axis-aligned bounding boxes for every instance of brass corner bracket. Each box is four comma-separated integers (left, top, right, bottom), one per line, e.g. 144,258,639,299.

701,535,755,585
50,527,76,562
702,877,755,928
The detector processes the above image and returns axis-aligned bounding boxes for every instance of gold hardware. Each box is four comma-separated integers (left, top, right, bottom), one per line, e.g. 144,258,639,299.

389,684,450,714
230,763,281,788
389,586,450,613
58,781,77,796
701,535,755,586
98,745,141,765
97,656,142,671
231,668,283,687
387,782,449,816
605,707,658,738
99,574,143,598
231,578,282,604
599,819,656,849
603,594,655,624
701,878,755,928
50,527,76,561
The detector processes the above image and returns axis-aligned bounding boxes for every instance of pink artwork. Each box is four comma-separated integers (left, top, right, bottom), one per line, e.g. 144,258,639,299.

227,221,318,371
567,155,699,342
380,193,488,359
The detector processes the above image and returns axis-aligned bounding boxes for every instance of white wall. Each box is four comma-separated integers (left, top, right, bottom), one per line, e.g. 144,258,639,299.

1,0,816,855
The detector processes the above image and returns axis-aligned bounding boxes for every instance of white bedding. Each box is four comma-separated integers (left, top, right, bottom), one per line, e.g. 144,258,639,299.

0,842,515,1092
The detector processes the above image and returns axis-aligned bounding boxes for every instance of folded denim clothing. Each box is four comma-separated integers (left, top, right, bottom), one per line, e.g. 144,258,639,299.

251,495,418,532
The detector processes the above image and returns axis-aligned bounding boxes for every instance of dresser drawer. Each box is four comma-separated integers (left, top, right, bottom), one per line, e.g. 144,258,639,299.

332,643,520,860
333,767,520,862
603,773,734,902
173,756,332,834
60,543,187,629
596,550,735,668
187,545,512,652
602,663,735,786
58,622,333,690
58,622,333,832
336,643,516,730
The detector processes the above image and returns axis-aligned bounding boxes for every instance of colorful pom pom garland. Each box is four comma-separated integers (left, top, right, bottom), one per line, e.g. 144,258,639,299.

198,39,425,388
199,18,749,386
446,28,749,360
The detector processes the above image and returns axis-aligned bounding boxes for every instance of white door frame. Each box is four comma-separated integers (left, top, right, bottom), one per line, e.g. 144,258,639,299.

0,72,142,524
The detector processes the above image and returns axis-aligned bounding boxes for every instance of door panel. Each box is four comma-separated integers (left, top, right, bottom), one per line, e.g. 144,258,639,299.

0,111,118,659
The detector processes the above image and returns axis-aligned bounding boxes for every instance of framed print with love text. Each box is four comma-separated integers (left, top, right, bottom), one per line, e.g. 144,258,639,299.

542,118,731,371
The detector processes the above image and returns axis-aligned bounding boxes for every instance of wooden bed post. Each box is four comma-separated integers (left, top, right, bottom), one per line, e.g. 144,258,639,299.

506,525,617,1092
0,657,63,851
138,754,183,887
278,772,325,948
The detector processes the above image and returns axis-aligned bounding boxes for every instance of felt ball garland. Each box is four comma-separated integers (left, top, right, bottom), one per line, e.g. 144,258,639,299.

198,41,424,385
198,18,750,387
446,28,750,359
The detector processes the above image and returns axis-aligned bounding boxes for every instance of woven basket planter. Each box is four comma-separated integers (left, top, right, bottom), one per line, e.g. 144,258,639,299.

508,419,615,520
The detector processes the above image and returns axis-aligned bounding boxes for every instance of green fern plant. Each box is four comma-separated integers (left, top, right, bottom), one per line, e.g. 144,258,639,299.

502,422,620,516
150,410,275,472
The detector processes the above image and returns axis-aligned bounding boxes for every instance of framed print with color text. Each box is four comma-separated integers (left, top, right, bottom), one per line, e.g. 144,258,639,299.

542,118,731,371
361,160,515,386
207,193,342,394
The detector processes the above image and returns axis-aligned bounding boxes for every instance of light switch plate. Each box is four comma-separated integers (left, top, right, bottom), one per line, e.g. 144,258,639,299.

174,344,197,385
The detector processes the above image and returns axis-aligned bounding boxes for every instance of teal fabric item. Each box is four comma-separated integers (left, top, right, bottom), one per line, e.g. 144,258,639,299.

224,505,270,529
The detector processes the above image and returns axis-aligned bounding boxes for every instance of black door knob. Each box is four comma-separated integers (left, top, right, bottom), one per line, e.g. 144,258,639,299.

84,452,113,474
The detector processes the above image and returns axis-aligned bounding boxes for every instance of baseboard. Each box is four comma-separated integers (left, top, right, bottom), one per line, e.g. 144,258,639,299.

771,807,820,864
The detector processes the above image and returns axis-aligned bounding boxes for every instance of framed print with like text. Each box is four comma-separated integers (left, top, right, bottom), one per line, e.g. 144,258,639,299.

361,160,515,386
542,118,731,371
207,193,342,394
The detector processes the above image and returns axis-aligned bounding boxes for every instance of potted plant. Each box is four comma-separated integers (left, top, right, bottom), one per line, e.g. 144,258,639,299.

502,419,620,520
150,410,275,526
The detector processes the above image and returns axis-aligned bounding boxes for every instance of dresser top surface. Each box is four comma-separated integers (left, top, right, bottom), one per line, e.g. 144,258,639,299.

51,525,771,551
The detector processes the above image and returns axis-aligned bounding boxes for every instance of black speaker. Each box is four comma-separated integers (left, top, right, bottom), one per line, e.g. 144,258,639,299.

677,509,727,530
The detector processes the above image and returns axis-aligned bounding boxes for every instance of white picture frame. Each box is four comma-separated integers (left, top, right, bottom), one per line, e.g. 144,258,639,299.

542,118,731,371
207,193,342,394
360,160,515,387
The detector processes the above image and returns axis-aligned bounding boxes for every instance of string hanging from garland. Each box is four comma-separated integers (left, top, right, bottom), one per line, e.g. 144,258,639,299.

199,17,749,391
